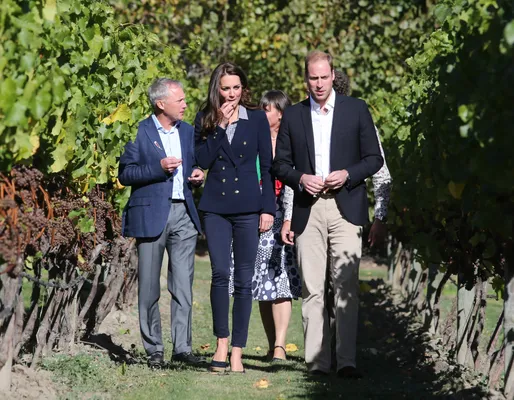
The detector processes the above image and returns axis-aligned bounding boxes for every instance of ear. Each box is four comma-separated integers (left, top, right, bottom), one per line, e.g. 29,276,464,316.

155,99,164,111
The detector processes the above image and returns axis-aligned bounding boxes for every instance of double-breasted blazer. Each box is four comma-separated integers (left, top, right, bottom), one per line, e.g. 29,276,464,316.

272,95,384,235
118,117,202,238
194,108,275,216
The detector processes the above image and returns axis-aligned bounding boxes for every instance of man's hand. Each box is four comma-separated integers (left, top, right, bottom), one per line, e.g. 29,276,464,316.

259,213,274,233
188,169,204,186
161,157,182,174
324,170,349,190
368,218,386,247
300,174,325,196
281,220,295,245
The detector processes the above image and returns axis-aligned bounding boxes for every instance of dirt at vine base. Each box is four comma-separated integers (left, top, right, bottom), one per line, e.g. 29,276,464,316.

0,365,58,400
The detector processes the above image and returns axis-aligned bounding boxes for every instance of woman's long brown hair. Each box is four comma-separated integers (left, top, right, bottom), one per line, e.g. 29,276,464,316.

200,62,257,134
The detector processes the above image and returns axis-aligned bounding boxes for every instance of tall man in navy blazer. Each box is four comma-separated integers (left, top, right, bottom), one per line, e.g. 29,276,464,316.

119,78,205,368
273,51,383,378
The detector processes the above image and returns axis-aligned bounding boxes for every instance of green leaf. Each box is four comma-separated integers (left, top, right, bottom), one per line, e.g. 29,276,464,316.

504,20,514,46
0,78,18,112
4,103,27,127
51,143,70,172
78,216,95,233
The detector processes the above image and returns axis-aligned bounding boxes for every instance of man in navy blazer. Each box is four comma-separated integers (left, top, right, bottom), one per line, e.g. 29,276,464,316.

118,78,205,368
273,51,383,378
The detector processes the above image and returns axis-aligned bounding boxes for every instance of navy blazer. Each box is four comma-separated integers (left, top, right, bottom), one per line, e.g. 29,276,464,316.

273,95,383,235
194,108,275,216
118,117,202,238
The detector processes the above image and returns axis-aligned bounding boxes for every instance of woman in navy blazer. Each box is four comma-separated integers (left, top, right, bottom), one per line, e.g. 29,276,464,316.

195,62,275,373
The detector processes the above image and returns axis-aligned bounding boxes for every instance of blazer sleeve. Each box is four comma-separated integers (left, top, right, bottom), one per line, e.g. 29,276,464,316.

194,111,228,169
272,108,304,188
118,134,168,186
257,112,276,215
345,101,384,188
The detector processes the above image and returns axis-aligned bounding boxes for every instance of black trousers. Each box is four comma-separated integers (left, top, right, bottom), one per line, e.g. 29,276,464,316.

203,212,259,347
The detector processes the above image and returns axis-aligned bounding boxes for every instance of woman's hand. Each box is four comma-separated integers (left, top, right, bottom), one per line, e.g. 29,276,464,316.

281,220,295,245
259,213,274,233
219,101,237,129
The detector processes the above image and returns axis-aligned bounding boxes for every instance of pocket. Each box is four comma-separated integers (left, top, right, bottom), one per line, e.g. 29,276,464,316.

128,197,151,207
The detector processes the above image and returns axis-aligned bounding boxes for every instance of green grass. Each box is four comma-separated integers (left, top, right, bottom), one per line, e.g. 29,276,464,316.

40,259,492,399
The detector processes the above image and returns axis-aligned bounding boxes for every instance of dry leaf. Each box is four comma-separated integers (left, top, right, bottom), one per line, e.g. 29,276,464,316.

285,343,298,352
359,282,372,293
200,343,211,350
254,346,262,351
253,379,270,389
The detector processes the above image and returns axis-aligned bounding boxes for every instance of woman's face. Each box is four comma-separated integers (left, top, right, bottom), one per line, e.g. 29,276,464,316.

219,74,242,105
264,104,282,131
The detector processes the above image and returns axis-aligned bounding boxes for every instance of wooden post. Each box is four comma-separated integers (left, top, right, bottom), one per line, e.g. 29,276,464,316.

456,272,476,367
504,251,514,398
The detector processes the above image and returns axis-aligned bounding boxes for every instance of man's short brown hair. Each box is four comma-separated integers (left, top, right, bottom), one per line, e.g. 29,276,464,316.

304,50,334,77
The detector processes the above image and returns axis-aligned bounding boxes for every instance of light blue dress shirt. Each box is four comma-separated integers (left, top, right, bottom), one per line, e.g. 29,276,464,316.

151,114,184,200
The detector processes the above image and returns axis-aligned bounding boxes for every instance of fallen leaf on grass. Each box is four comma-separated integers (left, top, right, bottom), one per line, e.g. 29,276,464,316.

285,343,298,352
359,282,372,293
200,343,211,350
254,346,262,351
253,379,270,389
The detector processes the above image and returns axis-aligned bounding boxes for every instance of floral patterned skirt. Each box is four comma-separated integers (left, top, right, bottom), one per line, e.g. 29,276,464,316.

229,190,302,300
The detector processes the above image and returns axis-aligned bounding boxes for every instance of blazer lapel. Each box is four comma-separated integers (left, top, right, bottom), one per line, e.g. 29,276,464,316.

178,123,189,180
301,100,316,172
330,95,346,168
144,118,167,159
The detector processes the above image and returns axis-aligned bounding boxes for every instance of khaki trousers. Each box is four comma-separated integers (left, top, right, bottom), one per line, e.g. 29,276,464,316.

296,195,362,372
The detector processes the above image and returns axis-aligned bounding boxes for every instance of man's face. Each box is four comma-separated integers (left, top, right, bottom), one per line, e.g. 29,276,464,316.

157,85,187,122
306,60,334,105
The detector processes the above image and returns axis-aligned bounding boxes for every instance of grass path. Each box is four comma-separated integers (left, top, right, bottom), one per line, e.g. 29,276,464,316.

41,257,497,399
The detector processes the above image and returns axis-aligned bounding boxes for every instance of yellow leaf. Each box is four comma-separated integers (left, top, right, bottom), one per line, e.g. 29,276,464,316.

200,343,210,350
254,346,262,351
101,104,131,125
77,253,86,264
285,343,298,352
448,181,465,199
30,134,40,155
253,379,270,389
42,0,57,22
364,320,373,327
359,282,372,293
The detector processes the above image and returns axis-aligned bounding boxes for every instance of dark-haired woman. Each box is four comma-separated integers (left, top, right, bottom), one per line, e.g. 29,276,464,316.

194,62,275,373
229,90,301,362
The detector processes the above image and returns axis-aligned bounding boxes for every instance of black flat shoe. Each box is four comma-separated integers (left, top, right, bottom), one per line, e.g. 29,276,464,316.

337,366,363,379
271,345,287,363
208,359,228,373
147,351,165,369
173,351,207,365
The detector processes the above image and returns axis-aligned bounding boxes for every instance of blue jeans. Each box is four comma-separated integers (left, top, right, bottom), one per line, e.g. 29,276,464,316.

203,212,259,347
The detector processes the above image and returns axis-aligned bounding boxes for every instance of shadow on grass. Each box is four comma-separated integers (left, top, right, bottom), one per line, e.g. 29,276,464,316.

293,279,496,400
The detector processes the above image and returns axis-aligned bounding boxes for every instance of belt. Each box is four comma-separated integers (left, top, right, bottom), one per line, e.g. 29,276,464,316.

171,199,185,203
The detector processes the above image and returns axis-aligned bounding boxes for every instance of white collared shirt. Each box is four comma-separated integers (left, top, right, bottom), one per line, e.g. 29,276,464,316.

310,89,335,180
151,114,184,200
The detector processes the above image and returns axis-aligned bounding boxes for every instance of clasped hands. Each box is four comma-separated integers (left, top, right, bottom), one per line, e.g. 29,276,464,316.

299,170,349,196
160,157,204,185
